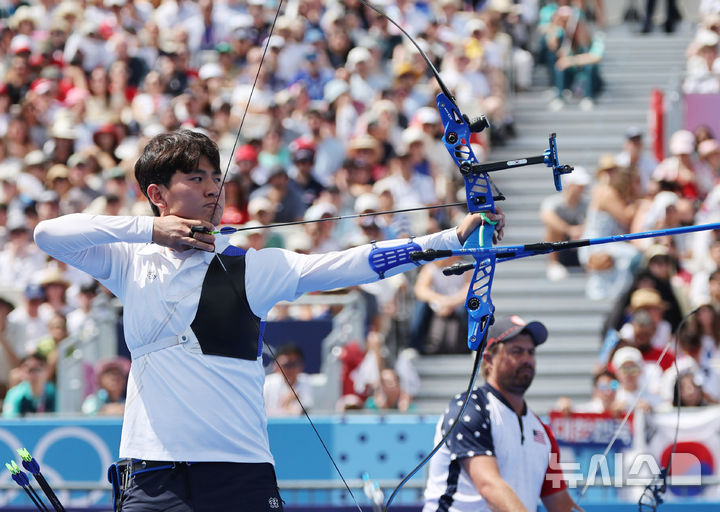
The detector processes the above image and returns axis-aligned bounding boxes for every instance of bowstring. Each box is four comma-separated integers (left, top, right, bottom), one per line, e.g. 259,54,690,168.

383,345,485,511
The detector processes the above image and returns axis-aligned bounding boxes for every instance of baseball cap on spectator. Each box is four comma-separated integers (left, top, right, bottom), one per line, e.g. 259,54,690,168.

0,293,15,312
612,347,643,372
394,61,420,79
51,119,78,140
264,35,285,49
346,47,371,71
285,230,312,253
401,127,425,147
6,214,28,233
0,161,21,182
10,34,32,54
102,167,126,182
93,124,118,146
235,144,258,163
24,283,45,301
595,154,617,175
694,29,720,49
267,165,287,179
81,20,101,37
46,164,70,185
702,12,720,30
305,28,324,44
98,19,115,40
293,148,315,162
215,42,232,54
354,192,380,214
198,62,223,81
248,196,274,217
95,356,130,380
324,79,349,104
67,152,90,168
629,288,667,311
30,78,53,96
625,126,643,140
290,137,315,152
488,0,520,13
644,244,671,264
64,87,90,107
37,190,59,204
233,26,252,40
56,1,82,20
23,150,47,168
699,139,720,158
416,107,440,125
465,18,487,35
669,130,695,155
0,162,22,183
486,315,548,348
563,165,591,186
304,202,336,221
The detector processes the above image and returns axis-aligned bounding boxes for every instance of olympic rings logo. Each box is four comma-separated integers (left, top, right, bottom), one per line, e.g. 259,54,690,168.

0,426,114,507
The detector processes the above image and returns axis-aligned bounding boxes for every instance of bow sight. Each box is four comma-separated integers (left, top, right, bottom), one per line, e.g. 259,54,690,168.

461,132,574,192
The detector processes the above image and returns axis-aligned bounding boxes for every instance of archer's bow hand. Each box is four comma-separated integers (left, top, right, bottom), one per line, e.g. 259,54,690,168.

456,207,505,245
152,215,216,252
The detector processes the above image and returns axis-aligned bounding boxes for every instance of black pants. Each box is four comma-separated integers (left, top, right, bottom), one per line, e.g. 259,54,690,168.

120,462,284,511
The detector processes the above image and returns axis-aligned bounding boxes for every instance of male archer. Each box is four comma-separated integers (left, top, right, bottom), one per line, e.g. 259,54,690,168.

34,129,504,511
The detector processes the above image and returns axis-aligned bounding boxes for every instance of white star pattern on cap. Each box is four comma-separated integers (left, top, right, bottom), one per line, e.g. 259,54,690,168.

463,415,471,422
467,451,475,457
456,433,463,440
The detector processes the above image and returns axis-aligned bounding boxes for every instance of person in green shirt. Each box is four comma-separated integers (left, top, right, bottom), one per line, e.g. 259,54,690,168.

550,19,605,111
2,352,55,417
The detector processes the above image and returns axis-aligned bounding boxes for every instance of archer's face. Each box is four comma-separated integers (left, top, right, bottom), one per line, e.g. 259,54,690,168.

490,334,536,396
155,155,225,226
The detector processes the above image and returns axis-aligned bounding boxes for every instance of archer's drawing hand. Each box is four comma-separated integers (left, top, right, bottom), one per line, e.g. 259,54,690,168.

152,216,216,252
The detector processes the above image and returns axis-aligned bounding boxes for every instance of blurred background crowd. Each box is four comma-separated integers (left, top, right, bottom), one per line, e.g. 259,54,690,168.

0,0,719,422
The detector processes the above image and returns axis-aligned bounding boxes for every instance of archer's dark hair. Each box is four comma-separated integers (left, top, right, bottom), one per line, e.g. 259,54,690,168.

134,129,220,216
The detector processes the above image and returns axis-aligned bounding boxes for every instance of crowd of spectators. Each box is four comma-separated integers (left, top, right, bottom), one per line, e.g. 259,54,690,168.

0,0,717,419
0,0,553,417
552,4,720,417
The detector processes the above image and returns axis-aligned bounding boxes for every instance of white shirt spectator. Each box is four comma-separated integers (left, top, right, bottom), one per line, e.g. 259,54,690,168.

263,371,314,417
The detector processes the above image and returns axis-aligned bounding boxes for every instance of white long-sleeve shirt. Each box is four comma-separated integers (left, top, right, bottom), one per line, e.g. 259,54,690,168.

34,213,461,463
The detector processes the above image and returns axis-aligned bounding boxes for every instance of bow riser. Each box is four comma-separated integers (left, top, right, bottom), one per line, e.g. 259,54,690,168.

436,93,496,214
465,256,496,350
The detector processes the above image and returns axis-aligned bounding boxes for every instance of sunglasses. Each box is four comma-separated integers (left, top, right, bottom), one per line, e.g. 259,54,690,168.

597,380,618,391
